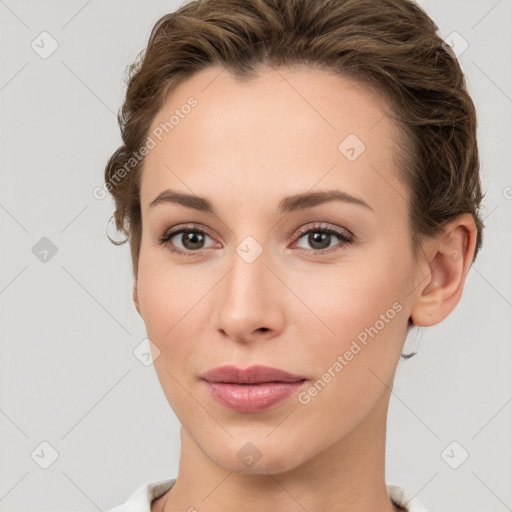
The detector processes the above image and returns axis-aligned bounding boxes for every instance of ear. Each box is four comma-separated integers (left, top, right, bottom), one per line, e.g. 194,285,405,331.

410,213,477,327
133,282,141,316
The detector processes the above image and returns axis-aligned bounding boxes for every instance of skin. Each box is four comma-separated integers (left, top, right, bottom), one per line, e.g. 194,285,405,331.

131,64,477,512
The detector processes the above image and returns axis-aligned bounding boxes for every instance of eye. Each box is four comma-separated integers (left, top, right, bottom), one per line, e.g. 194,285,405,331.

157,222,354,257
157,224,217,256
293,223,354,254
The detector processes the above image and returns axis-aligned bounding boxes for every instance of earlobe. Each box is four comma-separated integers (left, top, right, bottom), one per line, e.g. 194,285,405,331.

410,214,477,327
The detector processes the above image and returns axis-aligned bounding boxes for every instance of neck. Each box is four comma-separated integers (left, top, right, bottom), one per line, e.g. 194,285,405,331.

155,386,404,512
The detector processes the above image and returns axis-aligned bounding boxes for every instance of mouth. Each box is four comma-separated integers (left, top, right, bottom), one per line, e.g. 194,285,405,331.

200,365,308,413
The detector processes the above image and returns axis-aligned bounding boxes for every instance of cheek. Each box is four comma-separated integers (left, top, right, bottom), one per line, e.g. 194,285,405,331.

290,255,409,394
136,261,210,411
291,255,407,342
291,271,408,440
136,245,204,338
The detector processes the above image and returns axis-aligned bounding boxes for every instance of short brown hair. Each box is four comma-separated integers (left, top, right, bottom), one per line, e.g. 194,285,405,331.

105,0,485,281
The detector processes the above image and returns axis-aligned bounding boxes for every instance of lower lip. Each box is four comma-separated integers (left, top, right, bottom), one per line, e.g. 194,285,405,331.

203,380,306,413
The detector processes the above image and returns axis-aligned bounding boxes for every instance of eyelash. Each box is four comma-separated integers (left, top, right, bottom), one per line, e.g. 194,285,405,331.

157,222,354,257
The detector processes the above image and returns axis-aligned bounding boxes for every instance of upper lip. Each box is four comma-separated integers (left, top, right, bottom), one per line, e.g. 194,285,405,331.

200,365,307,384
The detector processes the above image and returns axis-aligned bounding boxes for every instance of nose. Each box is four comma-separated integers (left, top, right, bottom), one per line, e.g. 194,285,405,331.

213,243,286,344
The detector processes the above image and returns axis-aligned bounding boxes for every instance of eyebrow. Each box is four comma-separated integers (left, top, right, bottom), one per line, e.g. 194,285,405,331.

148,188,374,214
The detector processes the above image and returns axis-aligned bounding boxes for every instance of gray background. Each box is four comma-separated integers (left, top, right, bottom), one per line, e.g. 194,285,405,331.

1,0,511,511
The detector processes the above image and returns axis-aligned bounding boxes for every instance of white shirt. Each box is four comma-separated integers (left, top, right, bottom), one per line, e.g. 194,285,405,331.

105,478,430,512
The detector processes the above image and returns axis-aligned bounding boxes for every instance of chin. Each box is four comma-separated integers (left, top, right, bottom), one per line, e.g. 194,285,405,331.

201,432,308,476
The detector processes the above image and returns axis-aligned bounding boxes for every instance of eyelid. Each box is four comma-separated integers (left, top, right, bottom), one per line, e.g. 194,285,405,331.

293,222,354,241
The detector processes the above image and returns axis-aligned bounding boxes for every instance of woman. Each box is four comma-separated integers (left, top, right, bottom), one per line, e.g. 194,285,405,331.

104,0,484,510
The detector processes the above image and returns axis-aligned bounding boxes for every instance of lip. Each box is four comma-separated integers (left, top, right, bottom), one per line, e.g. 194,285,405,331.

203,381,306,413
200,365,308,413
200,364,306,384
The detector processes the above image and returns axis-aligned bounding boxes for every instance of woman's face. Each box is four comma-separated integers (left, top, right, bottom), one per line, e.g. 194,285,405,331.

134,64,422,473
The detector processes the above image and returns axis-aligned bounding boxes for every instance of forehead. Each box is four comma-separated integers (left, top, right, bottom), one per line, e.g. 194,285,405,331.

140,64,408,218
